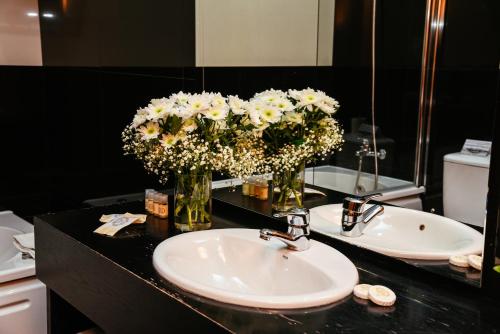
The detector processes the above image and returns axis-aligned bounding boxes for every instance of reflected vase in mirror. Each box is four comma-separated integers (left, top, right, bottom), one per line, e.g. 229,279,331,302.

272,163,305,212
174,172,212,232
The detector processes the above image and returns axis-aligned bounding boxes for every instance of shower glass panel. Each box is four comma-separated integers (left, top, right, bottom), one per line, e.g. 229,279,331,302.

309,0,427,210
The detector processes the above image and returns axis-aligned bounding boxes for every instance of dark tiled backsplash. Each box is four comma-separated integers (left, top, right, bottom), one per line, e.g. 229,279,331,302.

0,64,497,218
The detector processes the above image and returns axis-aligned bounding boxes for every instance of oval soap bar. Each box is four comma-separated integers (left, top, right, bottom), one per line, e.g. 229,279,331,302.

468,255,482,271
368,285,396,307
353,284,372,299
449,255,470,268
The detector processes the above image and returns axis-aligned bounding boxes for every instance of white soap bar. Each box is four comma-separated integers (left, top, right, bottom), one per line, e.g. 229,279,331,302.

368,285,396,307
468,255,482,271
449,255,470,268
353,284,372,299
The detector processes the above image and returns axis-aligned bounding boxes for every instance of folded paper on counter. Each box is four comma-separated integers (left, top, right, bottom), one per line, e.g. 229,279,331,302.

99,212,147,224
94,213,147,236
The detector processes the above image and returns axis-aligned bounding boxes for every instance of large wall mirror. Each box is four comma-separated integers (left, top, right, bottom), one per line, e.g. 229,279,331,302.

10,0,499,290
199,0,498,289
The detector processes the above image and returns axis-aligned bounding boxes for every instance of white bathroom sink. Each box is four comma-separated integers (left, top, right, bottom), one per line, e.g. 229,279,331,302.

310,204,483,260
153,228,358,309
0,211,35,283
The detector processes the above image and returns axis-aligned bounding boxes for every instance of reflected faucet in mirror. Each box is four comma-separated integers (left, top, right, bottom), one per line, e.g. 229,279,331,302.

260,208,311,251
341,193,384,237
354,139,387,193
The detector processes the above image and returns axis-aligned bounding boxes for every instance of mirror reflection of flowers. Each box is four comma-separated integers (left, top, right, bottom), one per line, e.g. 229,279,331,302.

122,91,265,230
244,88,344,211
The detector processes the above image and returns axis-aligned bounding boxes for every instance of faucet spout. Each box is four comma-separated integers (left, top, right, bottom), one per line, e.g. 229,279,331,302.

362,204,384,224
341,194,384,237
259,208,311,251
259,229,310,251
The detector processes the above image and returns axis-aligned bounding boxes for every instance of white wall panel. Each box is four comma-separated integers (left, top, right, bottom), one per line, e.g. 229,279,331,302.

196,0,323,66
0,0,42,66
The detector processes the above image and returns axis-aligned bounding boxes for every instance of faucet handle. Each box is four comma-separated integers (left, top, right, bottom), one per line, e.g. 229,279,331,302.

343,193,382,212
273,208,310,227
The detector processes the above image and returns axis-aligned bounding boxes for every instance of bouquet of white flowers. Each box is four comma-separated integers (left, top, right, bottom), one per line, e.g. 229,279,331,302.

122,91,265,230
244,88,343,211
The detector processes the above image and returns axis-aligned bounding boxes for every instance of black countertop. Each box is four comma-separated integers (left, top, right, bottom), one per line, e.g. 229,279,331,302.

35,196,500,333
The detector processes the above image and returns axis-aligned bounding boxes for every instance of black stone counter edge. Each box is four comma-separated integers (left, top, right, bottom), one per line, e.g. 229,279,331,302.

34,216,228,334
212,196,486,297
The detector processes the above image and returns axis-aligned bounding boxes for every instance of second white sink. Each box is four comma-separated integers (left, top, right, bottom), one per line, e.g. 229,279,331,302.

310,204,483,260
153,228,358,309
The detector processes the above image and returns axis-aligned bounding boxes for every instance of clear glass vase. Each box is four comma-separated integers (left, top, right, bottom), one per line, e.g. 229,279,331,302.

272,163,305,212
174,172,212,232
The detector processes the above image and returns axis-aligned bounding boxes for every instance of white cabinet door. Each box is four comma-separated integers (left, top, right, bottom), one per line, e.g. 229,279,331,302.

0,278,47,334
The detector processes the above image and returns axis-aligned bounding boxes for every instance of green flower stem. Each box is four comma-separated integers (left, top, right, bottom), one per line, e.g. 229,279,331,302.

186,205,193,228
273,163,305,211
175,172,212,231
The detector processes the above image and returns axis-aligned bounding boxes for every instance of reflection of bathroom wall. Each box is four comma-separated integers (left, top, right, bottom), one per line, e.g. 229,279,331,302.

195,0,334,66
0,0,42,65
328,0,426,183
423,0,499,214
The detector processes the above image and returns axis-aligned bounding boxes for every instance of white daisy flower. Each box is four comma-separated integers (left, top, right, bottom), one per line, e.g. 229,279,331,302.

246,101,264,125
175,105,194,119
181,118,198,132
284,111,303,124
300,90,322,105
131,108,148,128
160,133,178,148
188,94,210,114
288,89,302,100
260,106,282,123
150,97,169,105
317,102,336,114
171,91,190,105
210,93,227,108
259,93,279,104
273,97,295,112
255,89,287,99
139,121,160,140
255,122,270,131
205,106,228,120
228,95,247,115
146,100,171,120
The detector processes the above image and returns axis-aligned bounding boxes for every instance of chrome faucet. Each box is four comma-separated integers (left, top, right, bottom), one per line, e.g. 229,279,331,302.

260,208,311,251
341,193,384,237
356,139,386,160
354,139,387,193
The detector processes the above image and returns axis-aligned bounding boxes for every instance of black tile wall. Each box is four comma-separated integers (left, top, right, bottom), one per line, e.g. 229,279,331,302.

0,66,202,217
2,0,497,220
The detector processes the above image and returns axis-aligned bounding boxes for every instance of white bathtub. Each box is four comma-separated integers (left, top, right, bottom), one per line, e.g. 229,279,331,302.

305,165,425,210
0,211,46,334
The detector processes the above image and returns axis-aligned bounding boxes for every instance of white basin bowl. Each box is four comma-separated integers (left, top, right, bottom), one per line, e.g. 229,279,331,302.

153,228,358,309
0,211,35,283
0,226,23,263
310,204,483,260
